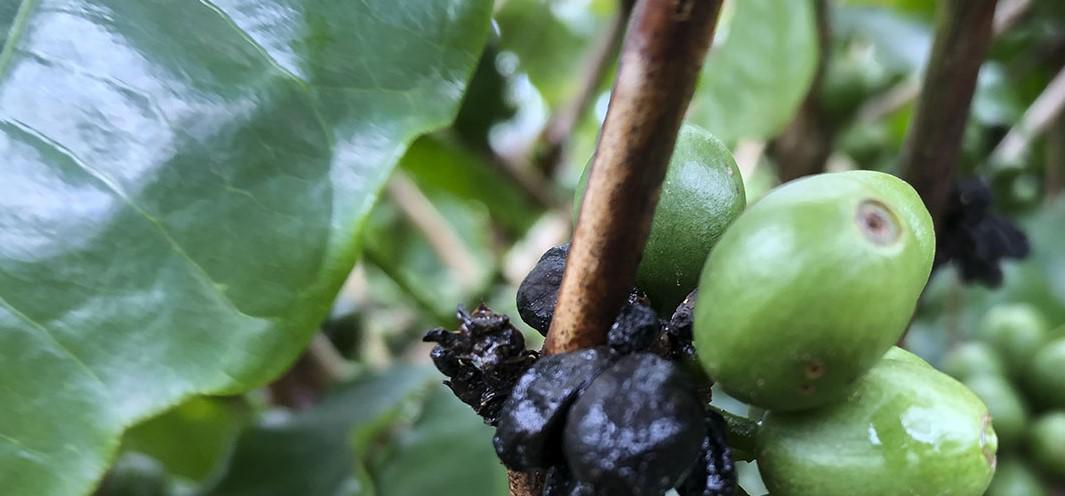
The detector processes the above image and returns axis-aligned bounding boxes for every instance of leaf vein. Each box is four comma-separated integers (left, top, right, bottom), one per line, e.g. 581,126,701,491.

0,294,105,388
4,119,275,324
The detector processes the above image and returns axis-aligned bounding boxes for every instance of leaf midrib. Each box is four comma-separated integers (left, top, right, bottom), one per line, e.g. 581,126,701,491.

0,0,35,80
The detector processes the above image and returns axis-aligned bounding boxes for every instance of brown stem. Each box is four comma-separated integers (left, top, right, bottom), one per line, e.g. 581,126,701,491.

268,334,352,410
544,0,724,355
485,150,559,211
899,0,999,225
857,0,1028,125
769,0,833,182
534,0,636,179
509,1,723,493
1047,114,1065,201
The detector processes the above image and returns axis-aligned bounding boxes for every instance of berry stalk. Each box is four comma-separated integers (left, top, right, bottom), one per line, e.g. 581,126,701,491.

898,0,998,225
544,0,725,355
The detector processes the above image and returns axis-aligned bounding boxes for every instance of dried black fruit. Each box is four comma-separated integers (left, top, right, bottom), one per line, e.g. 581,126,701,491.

676,411,737,496
517,244,570,335
664,290,698,361
608,292,660,355
542,464,595,496
494,347,616,470
563,353,704,495
937,178,1029,287
423,305,538,425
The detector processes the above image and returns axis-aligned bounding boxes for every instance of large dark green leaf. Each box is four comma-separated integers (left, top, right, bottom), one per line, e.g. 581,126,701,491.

495,0,615,105
205,366,438,496
689,0,818,143
0,1,492,494
120,397,250,484
369,387,508,496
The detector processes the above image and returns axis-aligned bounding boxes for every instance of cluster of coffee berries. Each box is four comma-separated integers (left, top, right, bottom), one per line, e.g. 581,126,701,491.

427,243,735,495
426,124,1018,496
941,303,1065,495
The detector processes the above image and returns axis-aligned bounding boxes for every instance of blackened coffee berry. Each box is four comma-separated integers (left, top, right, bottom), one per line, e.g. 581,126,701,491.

423,305,538,425
516,244,570,335
676,411,736,496
493,347,616,470
563,353,704,495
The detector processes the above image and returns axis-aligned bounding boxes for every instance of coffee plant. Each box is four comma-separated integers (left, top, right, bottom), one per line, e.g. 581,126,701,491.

3,0,1065,496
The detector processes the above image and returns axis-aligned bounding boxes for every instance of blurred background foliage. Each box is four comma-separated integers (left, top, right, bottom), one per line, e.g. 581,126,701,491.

97,0,1065,494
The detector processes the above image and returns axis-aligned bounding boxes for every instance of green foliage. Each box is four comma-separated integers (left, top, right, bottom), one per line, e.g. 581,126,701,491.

689,0,819,143
121,397,250,484
6,0,1065,494
0,1,492,494
369,388,508,496
206,366,437,496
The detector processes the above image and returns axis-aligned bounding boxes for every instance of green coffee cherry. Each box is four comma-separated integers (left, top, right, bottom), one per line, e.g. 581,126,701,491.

985,459,1047,496
941,342,1006,380
575,124,746,311
977,303,1048,376
1028,412,1065,479
694,171,935,411
962,374,1027,449
1025,338,1065,409
757,349,997,496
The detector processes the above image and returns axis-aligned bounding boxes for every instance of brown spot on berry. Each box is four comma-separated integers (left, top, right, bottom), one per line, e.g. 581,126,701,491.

804,360,825,380
856,200,900,246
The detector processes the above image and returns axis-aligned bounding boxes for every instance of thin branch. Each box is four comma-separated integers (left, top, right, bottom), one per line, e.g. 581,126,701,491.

268,333,353,409
386,171,482,292
857,0,1030,125
989,65,1065,166
1047,114,1065,201
544,0,724,354
483,150,559,210
533,0,636,178
992,0,1031,36
508,471,545,496
899,0,999,224
768,0,833,181
856,77,920,124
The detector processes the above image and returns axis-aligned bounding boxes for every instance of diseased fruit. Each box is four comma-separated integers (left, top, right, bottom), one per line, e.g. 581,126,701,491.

575,124,746,311
963,374,1027,449
607,291,661,355
695,171,935,411
985,459,1047,496
564,353,704,495
493,347,615,470
1025,338,1065,409
977,303,1048,376
757,349,997,496
423,305,539,425
542,464,593,496
936,178,1030,287
664,290,699,361
516,244,570,335
941,341,1006,380
676,410,737,496
1028,412,1065,479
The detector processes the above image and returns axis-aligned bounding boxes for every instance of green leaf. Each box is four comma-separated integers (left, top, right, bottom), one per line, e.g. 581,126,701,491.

0,1,492,494
689,0,819,143
369,387,508,496
205,366,438,496
495,0,616,105
402,135,541,235
120,397,251,484
833,5,933,74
